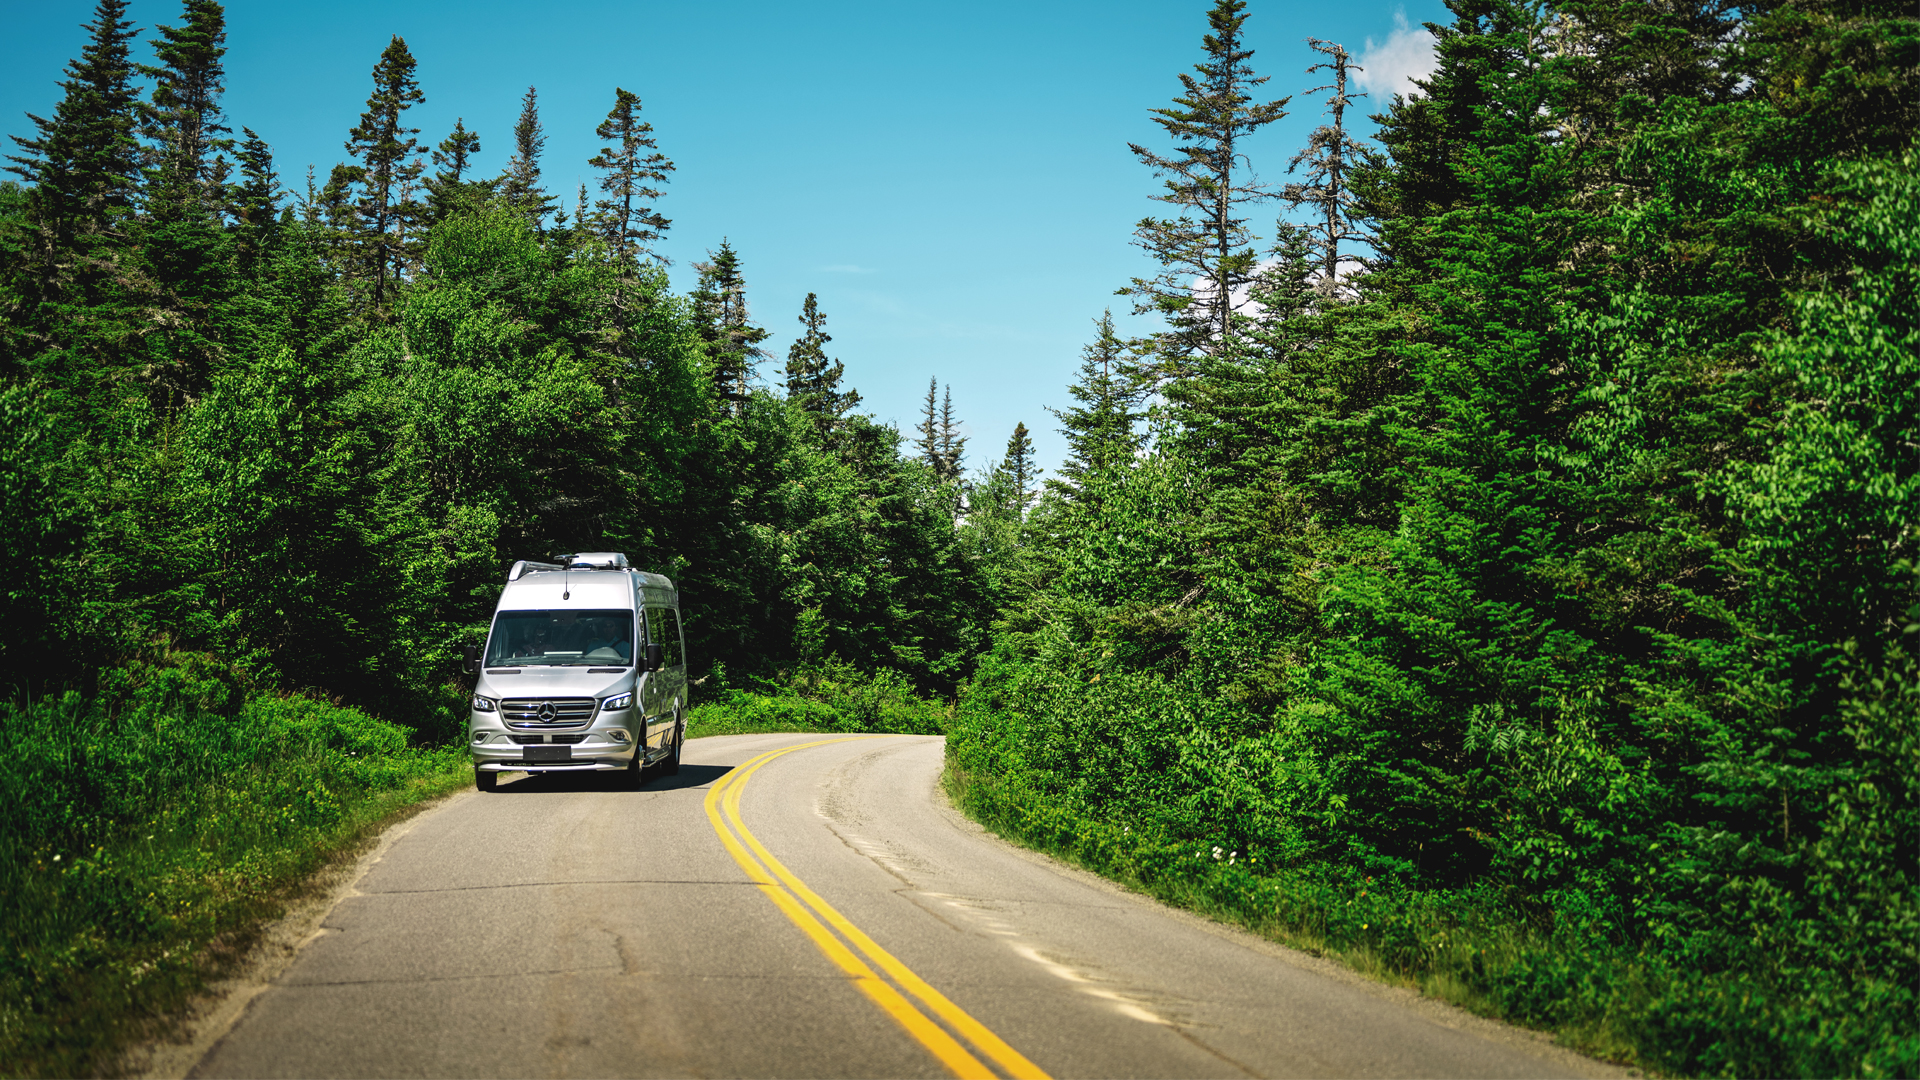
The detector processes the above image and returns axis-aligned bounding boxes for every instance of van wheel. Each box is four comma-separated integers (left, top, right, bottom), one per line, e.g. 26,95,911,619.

662,717,682,776
475,768,496,792
623,746,645,789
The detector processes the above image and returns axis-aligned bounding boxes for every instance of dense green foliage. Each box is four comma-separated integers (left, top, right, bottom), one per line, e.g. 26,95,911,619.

949,0,1919,1074
0,3,987,726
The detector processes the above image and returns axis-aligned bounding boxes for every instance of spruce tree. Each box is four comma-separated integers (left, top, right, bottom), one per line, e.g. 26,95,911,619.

139,0,230,218
1282,39,1368,297
587,87,674,263
342,35,425,311
501,86,556,227
229,126,277,263
915,378,941,474
938,385,966,481
912,379,965,483
5,0,144,276
783,292,861,440
689,239,768,412
424,117,483,217
1002,421,1037,516
1124,0,1288,376
1047,311,1144,498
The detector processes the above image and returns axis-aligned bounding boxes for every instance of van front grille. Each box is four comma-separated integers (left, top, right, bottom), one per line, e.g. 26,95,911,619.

501,697,596,728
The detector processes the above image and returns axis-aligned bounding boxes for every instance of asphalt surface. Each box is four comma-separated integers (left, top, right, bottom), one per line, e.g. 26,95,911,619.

191,733,1624,1079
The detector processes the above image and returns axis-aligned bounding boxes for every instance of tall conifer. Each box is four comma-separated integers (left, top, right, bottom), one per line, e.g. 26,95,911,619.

1048,311,1144,499
1002,421,1037,516
229,126,277,262
140,0,230,218
342,35,425,311
689,239,768,412
5,0,144,274
783,292,861,440
1282,39,1368,296
501,86,556,227
424,118,483,217
1124,0,1288,375
587,87,673,263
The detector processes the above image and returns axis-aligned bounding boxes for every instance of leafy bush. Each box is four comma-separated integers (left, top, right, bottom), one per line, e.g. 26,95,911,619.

687,660,950,737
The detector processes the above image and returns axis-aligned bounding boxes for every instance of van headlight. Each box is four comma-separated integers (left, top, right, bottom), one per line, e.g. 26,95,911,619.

601,692,633,712
472,695,497,712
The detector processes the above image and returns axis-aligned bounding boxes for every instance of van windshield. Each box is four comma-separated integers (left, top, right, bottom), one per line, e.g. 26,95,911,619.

485,609,633,667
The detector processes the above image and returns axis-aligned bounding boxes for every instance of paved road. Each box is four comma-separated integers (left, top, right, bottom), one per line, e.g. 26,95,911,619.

192,734,1622,1079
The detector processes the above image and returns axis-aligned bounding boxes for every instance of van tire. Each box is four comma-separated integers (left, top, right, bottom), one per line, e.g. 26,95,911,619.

475,768,496,792
623,747,645,789
662,717,682,776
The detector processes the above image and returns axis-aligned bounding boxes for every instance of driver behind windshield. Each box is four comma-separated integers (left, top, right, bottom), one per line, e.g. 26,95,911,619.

581,616,632,662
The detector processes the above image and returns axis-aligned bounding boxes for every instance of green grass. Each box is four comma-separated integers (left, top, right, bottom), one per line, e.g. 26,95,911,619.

0,689,470,1077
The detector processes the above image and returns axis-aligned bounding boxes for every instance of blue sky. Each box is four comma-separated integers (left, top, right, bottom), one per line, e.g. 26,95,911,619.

3,0,1442,477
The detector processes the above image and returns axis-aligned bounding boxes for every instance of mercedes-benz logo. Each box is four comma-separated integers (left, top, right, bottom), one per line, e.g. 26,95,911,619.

538,701,557,722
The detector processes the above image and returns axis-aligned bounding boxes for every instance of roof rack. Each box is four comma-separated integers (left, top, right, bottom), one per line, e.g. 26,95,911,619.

504,552,632,582
567,552,629,570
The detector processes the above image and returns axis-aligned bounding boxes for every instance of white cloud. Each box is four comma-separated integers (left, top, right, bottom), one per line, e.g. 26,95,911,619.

819,263,877,274
1354,10,1438,102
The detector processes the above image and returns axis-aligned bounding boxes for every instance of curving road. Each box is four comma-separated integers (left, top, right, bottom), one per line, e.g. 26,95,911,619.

190,734,1623,1079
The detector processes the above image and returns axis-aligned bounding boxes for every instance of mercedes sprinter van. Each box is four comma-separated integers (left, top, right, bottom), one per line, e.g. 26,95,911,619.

462,553,687,791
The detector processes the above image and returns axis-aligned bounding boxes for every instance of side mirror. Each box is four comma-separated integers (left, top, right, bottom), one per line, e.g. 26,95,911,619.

645,643,665,672
461,645,479,674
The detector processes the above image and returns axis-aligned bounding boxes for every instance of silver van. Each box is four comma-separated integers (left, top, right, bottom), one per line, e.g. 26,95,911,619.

461,552,688,791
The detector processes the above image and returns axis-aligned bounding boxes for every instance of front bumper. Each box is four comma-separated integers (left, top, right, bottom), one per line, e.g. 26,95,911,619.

468,729,639,772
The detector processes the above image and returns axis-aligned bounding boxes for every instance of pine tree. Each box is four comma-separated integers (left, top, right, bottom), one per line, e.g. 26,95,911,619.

1282,38,1368,297
587,87,673,263
139,0,230,218
1124,0,1288,376
4,0,144,278
1047,311,1144,498
689,239,768,412
342,35,425,311
500,86,556,228
783,292,861,440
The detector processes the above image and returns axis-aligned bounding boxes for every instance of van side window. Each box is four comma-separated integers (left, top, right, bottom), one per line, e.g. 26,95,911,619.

662,608,683,668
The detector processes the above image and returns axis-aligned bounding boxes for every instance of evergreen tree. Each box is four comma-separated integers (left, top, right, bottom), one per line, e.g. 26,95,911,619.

938,385,966,482
1282,38,1367,296
424,118,484,217
587,87,673,263
688,239,768,412
1047,311,1143,499
342,35,425,311
500,86,556,228
1124,0,1288,376
4,0,144,285
229,126,278,261
139,0,230,218
1002,421,1036,516
783,292,861,440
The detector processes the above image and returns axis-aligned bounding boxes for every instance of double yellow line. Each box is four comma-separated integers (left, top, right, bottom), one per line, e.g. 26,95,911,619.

703,737,1050,1080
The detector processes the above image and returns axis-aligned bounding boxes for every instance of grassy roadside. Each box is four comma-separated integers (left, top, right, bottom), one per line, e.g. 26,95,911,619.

940,763,1649,1073
0,690,471,1078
